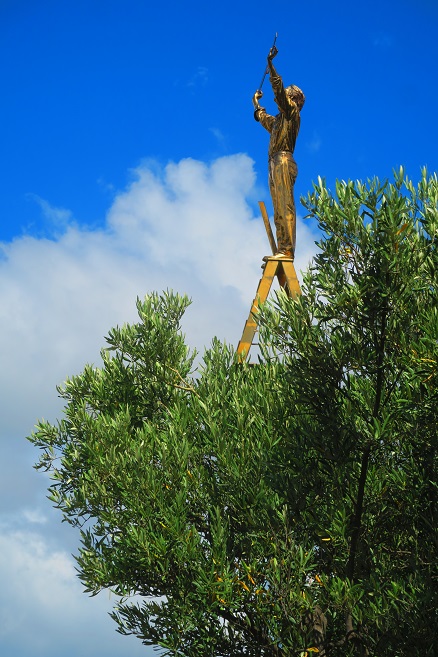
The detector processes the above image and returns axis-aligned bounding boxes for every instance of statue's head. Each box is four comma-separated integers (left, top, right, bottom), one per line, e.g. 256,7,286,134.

286,85,305,110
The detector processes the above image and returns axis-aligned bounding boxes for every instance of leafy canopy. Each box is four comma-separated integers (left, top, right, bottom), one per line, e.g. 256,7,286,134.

30,169,437,657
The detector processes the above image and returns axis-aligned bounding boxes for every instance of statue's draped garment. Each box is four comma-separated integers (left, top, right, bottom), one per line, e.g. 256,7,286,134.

255,72,301,256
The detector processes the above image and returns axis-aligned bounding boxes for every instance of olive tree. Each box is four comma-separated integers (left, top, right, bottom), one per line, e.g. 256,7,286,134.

29,169,437,656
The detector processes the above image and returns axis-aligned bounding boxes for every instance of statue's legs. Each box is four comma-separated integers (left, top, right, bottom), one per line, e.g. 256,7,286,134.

268,152,298,257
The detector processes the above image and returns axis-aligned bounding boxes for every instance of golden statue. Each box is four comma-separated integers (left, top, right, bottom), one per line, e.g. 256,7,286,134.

252,44,305,260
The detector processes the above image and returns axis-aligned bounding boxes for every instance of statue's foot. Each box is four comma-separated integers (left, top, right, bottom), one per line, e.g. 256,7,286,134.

262,251,294,262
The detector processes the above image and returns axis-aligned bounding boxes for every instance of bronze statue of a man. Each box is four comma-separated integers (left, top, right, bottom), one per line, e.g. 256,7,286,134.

252,45,305,260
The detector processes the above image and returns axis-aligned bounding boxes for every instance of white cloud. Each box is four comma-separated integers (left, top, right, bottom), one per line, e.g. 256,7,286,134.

27,193,74,228
306,131,322,154
0,153,319,512
0,153,319,657
21,508,48,524
0,526,147,656
187,65,208,87
0,153,317,433
210,127,227,146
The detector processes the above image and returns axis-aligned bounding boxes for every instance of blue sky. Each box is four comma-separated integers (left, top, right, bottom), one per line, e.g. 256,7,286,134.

0,1,437,656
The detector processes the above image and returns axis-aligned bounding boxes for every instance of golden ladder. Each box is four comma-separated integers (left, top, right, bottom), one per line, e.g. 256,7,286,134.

236,202,301,362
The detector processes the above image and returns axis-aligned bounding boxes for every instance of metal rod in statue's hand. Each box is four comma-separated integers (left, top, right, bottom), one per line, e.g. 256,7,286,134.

257,32,278,91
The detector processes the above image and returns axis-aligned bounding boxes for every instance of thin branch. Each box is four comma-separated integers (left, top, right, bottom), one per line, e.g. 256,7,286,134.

167,365,200,398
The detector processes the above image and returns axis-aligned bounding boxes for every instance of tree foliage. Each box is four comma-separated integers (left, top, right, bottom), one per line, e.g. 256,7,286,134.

29,170,437,656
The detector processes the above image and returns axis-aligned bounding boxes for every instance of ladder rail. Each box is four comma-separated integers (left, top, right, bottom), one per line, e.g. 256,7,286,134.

236,258,301,362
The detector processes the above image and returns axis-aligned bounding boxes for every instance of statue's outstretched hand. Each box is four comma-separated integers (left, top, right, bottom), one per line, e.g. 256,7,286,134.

268,45,278,60
252,90,263,108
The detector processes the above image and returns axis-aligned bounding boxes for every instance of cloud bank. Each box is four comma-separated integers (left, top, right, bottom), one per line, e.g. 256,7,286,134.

0,522,146,657
0,153,317,432
0,153,318,656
